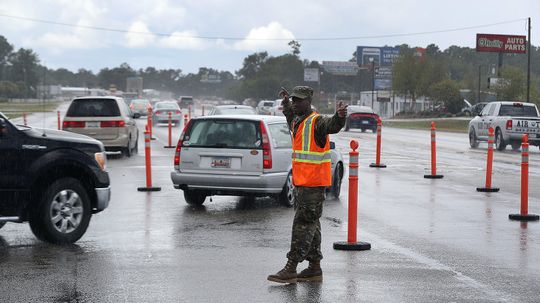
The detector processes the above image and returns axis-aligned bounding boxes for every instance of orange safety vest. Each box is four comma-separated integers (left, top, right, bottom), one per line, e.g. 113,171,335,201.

292,112,332,187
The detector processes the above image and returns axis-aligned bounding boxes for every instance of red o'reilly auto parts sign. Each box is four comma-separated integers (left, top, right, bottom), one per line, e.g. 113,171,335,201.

476,34,526,53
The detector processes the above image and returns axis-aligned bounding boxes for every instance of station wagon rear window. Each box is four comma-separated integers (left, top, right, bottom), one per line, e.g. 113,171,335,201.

498,105,538,117
66,99,121,117
183,119,261,149
268,122,292,148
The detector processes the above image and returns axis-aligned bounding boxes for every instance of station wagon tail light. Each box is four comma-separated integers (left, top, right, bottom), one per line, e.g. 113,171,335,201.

174,120,193,170
506,120,513,130
259,121,272,169
62,121,85,128
100,120,126,127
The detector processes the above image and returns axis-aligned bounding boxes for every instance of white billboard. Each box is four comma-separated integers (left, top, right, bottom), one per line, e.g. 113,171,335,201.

304,68,320,82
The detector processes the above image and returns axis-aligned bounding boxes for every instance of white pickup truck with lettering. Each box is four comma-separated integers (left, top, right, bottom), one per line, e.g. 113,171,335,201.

468,101,540,151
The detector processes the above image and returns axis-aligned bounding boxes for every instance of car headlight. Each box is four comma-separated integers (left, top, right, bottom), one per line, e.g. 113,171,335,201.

94,152,107,171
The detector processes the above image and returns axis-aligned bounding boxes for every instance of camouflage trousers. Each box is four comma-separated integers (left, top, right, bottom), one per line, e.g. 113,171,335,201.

286,186,325,262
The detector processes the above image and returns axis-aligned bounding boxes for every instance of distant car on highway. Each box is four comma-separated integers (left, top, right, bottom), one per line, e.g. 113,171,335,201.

129,99,152,116
462,101,489,117
344,105,379,132
63,96,139,157
208,105,257,115
468,101,540,151
152,101,182,126
257,100,276,115
170,115,344,207
178,96,194,109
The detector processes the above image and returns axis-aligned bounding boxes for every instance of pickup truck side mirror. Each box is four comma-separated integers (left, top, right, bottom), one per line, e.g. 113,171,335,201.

0,118,7,136
133,113,141,119
330,141,336,150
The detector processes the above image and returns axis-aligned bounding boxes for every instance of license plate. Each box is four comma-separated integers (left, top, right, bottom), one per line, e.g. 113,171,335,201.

211,157,230,168
362,121,369,124
86,122,100,128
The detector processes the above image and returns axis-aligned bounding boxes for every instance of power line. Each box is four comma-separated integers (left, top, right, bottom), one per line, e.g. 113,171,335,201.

0,12,528,41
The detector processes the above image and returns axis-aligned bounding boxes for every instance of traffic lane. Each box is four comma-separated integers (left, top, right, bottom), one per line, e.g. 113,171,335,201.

335,127,540,198
331,129,540,300
0,118,537,302
0,148,512,302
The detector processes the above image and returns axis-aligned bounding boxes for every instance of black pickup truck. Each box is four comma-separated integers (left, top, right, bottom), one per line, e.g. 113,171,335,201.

0,112,110,244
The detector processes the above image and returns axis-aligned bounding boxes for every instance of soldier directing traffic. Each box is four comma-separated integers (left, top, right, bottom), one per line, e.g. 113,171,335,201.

267,86,348,284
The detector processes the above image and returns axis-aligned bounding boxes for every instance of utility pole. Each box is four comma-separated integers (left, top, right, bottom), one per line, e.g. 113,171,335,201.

370,59,375,109
477,66,482,103
527,17,531,103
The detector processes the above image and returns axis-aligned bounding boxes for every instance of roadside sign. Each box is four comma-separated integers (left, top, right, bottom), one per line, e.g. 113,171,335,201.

322,61,359,76
304,68,320,82
476,34,526,54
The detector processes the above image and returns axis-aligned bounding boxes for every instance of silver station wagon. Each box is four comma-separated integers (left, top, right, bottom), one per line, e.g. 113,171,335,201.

170,115,344,206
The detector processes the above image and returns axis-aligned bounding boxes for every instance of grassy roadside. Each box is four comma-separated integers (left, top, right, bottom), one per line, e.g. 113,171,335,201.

384,118,470,133
0,101,61,119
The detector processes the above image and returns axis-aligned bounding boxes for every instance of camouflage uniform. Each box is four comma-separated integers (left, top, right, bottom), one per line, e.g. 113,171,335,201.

282,86,346,263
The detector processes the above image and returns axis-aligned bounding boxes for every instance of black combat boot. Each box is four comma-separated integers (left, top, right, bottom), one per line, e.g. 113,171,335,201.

267,259,298,284
297,261,322,282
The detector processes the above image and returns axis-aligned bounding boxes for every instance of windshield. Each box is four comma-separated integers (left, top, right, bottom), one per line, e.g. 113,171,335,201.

268,122,292,148
498,105,538,117
183,119,261,149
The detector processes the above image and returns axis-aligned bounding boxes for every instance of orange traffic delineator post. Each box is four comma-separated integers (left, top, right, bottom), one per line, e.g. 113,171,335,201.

477,127,499,192
137,127,161,192
57,111,61,130
370,117,386,168
334,140,371,251
509,134,539,221
147,107,156,140
164,112,175,148
23,113,27,126
424,121,444,179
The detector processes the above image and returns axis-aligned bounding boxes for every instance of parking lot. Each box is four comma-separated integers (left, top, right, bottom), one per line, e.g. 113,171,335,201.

1,106,540,302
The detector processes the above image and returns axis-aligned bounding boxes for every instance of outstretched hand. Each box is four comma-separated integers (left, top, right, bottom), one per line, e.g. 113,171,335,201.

337,101,348,118
278,88,289,105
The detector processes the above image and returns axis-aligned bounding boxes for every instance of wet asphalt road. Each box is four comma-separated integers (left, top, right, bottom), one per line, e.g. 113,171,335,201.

1,107,540,302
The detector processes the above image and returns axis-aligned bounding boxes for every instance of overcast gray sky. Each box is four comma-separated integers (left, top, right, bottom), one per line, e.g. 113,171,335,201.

0,0,538,74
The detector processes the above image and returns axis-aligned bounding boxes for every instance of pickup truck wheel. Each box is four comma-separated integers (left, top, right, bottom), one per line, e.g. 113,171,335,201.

183,190,206,205
469,128,479,148
330,163,343,198
511,141,521,151
29,178,91,244
278,172,295,208
495,129,507,151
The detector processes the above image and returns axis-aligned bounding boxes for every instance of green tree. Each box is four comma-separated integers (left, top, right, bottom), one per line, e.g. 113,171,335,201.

9,48,40,98
0,80,19,98
429,79,462,114
491,66,525,101
97,63,136,91
0,36,14,81
288,40,301,56
237,52,268,80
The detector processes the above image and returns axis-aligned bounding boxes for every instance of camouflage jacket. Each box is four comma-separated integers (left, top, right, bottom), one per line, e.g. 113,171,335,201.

282,99,346,148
